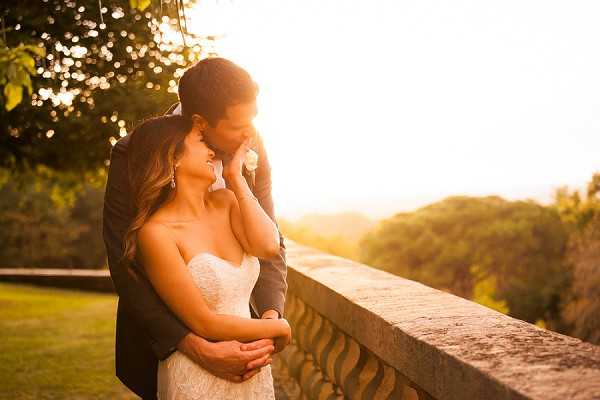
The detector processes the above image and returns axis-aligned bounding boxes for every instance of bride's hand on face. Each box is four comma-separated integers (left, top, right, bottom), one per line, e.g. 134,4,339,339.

223,138,252,185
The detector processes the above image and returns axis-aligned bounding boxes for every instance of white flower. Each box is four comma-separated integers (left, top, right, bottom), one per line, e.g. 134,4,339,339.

244,148,259,172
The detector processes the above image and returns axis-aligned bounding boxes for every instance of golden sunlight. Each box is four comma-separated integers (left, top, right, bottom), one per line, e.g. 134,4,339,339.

183,0,600,218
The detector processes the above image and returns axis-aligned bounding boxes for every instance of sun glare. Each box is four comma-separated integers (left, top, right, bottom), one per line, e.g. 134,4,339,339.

182,0,600,218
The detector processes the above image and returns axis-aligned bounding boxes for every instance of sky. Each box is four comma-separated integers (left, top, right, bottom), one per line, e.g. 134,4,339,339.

184,0,600,219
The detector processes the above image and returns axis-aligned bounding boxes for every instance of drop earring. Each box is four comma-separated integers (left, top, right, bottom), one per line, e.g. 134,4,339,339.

170,165,177,189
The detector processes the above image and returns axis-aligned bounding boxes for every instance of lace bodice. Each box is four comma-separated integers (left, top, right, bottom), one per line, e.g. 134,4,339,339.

157,252,275,400
185,252,258,317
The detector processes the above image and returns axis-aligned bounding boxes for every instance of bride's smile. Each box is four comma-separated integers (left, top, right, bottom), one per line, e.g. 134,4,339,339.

174,127,218,185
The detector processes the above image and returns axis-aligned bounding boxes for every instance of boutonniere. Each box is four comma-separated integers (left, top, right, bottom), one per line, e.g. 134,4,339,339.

244,148,258,172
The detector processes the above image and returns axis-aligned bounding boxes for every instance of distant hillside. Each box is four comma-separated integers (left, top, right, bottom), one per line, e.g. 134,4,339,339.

278,212,378,260
293,212,377,242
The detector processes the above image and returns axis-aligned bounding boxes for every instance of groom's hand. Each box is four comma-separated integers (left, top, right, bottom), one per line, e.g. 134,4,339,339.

177,333,274,383
240,338,275,381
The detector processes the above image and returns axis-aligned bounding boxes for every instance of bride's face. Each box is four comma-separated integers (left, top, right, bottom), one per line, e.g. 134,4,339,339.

175,126,217,183
204,101,258,155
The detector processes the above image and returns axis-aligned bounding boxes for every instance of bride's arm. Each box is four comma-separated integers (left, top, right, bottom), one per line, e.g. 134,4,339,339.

225,177,280,260
222,141,280,259
136,222,289,342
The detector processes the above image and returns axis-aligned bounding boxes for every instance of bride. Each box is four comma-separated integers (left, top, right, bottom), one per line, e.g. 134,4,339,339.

121,114,291,399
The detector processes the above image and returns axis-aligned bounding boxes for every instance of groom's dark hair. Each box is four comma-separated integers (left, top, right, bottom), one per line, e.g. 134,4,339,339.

178,57,258,126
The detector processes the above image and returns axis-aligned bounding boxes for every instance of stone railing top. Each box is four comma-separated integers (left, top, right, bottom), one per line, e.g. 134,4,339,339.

0,268,109,277
0,268,114,293
284,241,600,400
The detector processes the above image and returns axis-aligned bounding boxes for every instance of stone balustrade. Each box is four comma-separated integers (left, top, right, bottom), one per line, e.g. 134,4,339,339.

0,267,114,292
274,241,600,400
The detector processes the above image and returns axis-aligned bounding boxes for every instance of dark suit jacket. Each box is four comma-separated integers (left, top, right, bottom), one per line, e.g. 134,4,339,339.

102,106,287,399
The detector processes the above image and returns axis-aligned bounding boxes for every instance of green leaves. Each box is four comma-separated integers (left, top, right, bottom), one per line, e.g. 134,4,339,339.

1,0,203,172
0,42,45,111
129,0,151,11
1,0,153,112
4,82,22,111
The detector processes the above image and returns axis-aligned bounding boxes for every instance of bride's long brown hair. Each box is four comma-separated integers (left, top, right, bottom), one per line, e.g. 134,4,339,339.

122,114,193,263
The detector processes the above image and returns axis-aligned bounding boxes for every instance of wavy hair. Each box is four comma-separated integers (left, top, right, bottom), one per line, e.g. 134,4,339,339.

122,115,192,263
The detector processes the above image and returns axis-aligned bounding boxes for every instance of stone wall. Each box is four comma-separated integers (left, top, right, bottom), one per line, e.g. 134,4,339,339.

275,241,600,400
0,268,114,292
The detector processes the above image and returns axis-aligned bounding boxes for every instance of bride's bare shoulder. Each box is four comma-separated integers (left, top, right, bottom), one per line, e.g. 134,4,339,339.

137,220,174,247
136,222,183,269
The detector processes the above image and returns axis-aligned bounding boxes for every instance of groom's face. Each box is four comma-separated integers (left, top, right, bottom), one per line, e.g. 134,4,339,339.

204,100,258,156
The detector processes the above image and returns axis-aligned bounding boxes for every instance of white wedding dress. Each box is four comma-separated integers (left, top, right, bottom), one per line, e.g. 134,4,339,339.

157,252,275,400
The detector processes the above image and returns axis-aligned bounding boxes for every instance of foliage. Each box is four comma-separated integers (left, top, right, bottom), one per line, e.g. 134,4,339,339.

470,263,509,314
561,213,600,344
0,168,106,268
360,196,570,325
0,41,46,111
0,283,135,399
0,0,209,173
555,173,600,345
0,0,161,112
553,173,600,232
130,0,152,11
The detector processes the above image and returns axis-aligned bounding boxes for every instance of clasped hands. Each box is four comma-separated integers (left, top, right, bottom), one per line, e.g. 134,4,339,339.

178,310,291,383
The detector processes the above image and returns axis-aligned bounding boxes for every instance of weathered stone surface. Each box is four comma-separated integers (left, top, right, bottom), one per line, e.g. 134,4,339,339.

284,241,600,400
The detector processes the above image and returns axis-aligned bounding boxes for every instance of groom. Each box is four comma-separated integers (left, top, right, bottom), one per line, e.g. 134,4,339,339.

102,58,287,399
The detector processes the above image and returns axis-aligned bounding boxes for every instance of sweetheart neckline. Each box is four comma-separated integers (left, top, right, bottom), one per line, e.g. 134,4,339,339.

186,252,247,269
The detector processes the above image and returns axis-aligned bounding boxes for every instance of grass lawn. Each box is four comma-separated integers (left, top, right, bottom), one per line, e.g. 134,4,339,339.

0,282,136,400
